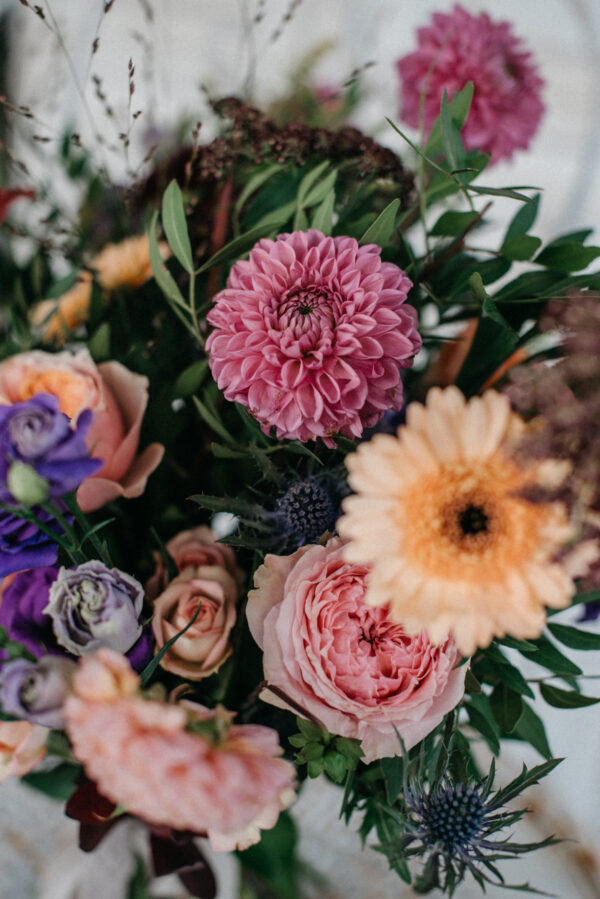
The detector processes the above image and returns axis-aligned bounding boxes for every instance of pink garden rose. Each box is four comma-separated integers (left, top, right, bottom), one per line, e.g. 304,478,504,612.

146,525,241,600
247,539,466,763
152,566,238,680
396,5,544,163
206,229,421,445
0,349,163,512
0,720,47,781
64,650,296,851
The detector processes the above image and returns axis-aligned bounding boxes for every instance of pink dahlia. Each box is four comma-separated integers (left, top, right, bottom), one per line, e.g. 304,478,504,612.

64,650,296,852
396,5,545,163
206,229,420,445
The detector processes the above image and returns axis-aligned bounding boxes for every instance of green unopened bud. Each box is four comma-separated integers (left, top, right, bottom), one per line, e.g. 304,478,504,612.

7,461,49,507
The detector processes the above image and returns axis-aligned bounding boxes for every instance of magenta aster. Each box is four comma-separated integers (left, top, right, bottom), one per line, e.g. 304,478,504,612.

396,5,545,164
206,229,420,444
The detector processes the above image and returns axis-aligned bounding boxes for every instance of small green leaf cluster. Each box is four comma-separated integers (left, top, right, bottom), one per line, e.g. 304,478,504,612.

288,716,363,783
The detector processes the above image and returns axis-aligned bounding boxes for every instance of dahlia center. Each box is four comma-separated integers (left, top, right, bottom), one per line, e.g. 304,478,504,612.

277,284,338,339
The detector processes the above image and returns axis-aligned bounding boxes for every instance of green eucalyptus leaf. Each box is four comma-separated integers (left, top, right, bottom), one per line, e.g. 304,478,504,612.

424,82,473,156
518,635,582,678
455,288,519,397
296,160,330,206
505,193,541,240
441,90,467,171
302,169,337,210
490,682,525,733
430,209,480,237
511,702,552,759
234,163,282,218
547,622,600,650
196,210,292,274
535,242,600,272
501,234,542,262
162,179,194,273
540,684,600,709
172,360,209,398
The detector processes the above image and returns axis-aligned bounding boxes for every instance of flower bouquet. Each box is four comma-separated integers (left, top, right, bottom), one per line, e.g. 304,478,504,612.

0,3,599,897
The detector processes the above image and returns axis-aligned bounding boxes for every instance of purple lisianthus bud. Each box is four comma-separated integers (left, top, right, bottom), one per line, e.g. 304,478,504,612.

0,394,101,501
0,567,61,657
0,655,75,727
44,561,144,656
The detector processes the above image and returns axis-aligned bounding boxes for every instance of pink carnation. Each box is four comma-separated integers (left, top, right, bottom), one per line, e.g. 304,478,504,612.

64,649,296,852
247,539,466,763
206,229,420,445
396,5,545,163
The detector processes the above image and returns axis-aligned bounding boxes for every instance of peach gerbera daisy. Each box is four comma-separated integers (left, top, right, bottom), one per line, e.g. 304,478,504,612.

338,386,576,656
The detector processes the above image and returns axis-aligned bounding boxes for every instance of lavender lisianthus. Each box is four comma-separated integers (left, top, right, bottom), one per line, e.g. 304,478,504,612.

0,655,75,728
0,566,60,657
44,561,144,656
0,393,101,503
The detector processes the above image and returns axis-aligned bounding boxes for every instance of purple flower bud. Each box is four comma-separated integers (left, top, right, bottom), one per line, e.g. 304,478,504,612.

0,394,101,502
44,561,144,656
0,655,75,728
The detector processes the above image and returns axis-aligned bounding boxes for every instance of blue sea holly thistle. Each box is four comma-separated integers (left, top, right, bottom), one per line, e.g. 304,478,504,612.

375,756,561,896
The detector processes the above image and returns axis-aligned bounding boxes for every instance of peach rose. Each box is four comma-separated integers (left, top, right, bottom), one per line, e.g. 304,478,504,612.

64,650,296,851
247,538,466,763
146,526,241,600
0,720,47,781
152,565,238,680
0,348,164,512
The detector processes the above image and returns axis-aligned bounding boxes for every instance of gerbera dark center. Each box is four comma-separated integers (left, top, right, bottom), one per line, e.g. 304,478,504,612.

459,504,489,536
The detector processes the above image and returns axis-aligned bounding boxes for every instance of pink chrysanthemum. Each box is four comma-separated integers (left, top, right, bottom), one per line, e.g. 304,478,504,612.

396,5,545,164
64,650,296,852
206,229,420,445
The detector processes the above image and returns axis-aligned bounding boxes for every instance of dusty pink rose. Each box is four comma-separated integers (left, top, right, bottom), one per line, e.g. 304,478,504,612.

0,720,47,781
0,349,164,512
396,5,545,163
206,229,420,445
146,526,241,600
152,566,238,680
247,539,466,763
64,649,296,851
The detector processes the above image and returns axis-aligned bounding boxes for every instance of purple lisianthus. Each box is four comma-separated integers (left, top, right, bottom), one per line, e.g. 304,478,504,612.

0,393,101,503
0,655,75,727
44,561,144,656
0,566,60,656
0,507,61,578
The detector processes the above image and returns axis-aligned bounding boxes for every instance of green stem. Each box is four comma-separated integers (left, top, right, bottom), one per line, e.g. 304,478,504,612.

62,493,112,567
41,501,86,565
0,500,80,565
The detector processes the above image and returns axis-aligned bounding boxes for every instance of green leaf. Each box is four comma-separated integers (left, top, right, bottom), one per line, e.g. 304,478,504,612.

466,694,500,755
193,395,237,444
518,635,582,678
234,162,282,218
424,82,473,156
535,243,600,272
126,855,152,899
296,716,325,742
380,756,404,803
430,210,480,237
324,751,347,783
196,211,292,274
547,622,600,651
311,188,335,234
333,736,364,759
87,322,111,361
302,169,337,210
162,179,194,273
489,682,525,733
297,741,324,762
148,211,188,309
469,184,539,203
491,758,562,809
140,601,203,685
296,160,330,206
441,90,466,171
500,636,539,652
465,668,482,693
359,198,400,246
172,360,209,398
501,234,542,261
22,762,78,801
210,442,247,459
540,684,600,709
511,702,552,759
455,288,519,396
505,193,541,240
238,811,300,899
